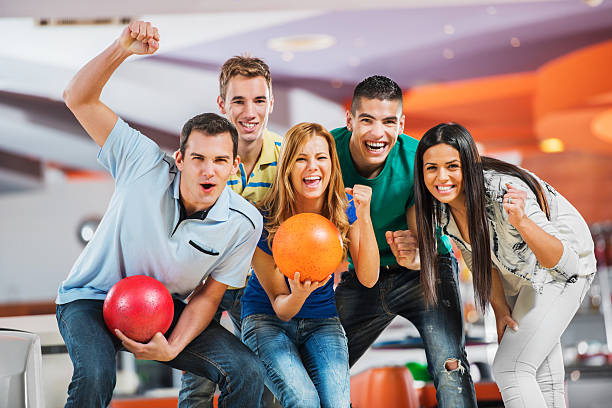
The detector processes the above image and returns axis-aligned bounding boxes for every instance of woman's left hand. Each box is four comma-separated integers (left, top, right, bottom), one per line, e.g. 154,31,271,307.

503,183,528,229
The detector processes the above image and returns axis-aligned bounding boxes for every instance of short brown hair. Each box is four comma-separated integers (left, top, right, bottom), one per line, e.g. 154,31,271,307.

219,56,272,100
180,113,238,159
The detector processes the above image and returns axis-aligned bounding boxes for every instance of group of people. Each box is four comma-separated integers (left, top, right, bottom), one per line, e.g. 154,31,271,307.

56,20,597,408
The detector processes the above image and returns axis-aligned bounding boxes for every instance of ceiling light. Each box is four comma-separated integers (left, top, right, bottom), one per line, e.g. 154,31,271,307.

444,24,455,35
486,6,497,15
267,34,336,52
331,79,343,89
584,0,604,7
443,48,455,59
540,138,565,153
353,37,366,48
510,37,521,47
37,17,131,26
592,108,612,143
281,52,294,62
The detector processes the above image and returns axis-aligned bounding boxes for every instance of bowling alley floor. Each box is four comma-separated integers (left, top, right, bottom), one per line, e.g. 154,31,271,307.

2,311,612,407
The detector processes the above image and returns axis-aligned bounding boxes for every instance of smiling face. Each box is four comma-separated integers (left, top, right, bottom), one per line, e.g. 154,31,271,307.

176,130,239,214
422,143,465,207
289,134,332,209
347,97,405,179
218,75,273,145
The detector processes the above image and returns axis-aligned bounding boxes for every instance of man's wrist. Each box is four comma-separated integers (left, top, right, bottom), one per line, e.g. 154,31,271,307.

111,39,134,59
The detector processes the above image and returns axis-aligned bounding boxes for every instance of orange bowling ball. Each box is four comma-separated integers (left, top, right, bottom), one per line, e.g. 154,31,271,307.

272,213,343,282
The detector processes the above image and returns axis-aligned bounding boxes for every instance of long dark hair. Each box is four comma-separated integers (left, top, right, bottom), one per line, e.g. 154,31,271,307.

414,123,550,311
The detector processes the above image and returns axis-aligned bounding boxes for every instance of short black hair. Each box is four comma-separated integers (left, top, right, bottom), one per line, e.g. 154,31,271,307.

351,75,403,114
180,113,238,159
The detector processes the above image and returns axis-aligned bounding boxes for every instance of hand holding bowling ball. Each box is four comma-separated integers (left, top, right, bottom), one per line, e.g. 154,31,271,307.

272,213,343,282
286,271,333,298
103,275,174,343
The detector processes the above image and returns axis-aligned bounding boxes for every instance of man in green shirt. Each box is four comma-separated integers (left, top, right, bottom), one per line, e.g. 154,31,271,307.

333,76,477,407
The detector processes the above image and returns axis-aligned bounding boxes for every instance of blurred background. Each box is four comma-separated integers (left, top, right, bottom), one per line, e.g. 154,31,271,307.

1,0,611,407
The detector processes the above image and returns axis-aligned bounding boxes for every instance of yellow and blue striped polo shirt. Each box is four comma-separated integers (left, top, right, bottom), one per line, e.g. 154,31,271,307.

227,129,282,204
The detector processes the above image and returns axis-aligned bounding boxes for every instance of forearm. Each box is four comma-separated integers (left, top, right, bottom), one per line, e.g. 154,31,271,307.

165,287,222,359
515,216,564,268
63,40,131,146
489,266,508,313
354,215,380,287
64,41,130,110
271,293,308,321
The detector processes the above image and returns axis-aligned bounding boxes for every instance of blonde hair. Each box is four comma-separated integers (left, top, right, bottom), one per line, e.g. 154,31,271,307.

219,55,272,100
261,123,350,255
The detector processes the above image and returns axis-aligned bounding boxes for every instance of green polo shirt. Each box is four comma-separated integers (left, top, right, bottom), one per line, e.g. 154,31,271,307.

332,127,452,268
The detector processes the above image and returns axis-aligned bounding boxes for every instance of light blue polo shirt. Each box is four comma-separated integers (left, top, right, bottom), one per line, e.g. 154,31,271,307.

56,117,263,305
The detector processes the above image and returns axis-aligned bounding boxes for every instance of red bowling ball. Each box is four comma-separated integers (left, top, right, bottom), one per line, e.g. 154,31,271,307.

103,275,174,343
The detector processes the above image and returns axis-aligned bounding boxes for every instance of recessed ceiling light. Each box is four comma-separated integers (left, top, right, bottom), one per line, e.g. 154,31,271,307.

267,34,336,52
444,24,455,35
510,37,521,47
354,37,366,48
443,48,455,59
584,0,604,7
331,79,343,89
281,52,294,62
591,108,612,143
540,138,565,153
486,6,497,15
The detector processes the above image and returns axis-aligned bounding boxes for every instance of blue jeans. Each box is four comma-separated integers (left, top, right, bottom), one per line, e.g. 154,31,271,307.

241,314,350,408
335,255,477,408
178,288,243,408
56,298,265,408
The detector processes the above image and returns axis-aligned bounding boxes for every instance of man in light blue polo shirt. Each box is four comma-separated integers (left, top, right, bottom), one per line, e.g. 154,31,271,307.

55,20,265,408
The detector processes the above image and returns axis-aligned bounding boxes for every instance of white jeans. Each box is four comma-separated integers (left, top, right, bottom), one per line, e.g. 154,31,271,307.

492,277,590,408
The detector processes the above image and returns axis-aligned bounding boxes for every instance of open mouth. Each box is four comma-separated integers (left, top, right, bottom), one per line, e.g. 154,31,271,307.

364,141,387,153
436,185,456,194
200,183,215,192
239,121,258,131
303,175,321,187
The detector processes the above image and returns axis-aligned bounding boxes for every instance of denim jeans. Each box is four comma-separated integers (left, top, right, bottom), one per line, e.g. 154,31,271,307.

56,298,265,408
241,314,350,408
335,255,477,408
178,288,243,408
492,276,590,407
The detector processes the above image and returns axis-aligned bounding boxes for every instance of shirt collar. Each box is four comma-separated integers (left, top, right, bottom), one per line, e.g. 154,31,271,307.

441,204,471,251
258,129,279,167
172,169,181,200
206,187,230,222
230,129,277,179
173,171,230,222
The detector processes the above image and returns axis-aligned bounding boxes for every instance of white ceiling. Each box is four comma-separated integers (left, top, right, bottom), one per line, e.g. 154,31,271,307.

0,0,609,192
